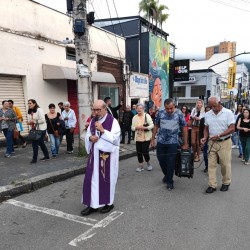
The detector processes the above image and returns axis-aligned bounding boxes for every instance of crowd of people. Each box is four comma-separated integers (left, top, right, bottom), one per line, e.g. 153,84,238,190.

0,99,77,163
0,95,245,216
81,95,245,216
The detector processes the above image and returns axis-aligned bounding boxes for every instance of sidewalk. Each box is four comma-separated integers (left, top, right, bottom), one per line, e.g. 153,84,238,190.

0,137,137,201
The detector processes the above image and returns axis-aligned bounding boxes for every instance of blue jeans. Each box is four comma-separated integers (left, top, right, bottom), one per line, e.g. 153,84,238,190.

231,132,236,145
48,133,60,156
237,131,243,155
3,129,14,155
32,130,49,161
203,142,208,167
157,143,178,185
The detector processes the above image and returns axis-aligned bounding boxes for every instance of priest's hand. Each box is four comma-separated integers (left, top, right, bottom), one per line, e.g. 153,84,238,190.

89,135,99,143
95,121,104,134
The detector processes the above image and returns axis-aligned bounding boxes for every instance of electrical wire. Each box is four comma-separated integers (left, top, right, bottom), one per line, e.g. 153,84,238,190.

207,0,250,12
105,0,122,60
111,0,134,65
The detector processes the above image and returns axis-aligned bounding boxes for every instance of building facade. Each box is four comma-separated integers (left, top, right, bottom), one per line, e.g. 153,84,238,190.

0,0,125,137
206,41,236,60
95,16,175,110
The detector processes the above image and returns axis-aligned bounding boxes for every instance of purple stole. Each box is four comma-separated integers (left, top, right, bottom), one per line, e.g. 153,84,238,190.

83,114,114,206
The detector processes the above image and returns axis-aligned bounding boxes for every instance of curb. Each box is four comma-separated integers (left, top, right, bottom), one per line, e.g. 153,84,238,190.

0,151,137,202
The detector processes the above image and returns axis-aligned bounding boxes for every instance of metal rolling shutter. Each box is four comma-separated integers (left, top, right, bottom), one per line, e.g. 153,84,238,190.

0,75,28,140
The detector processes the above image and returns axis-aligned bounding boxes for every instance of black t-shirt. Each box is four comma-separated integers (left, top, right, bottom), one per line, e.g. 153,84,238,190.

239,118,250,137
45,112,61,134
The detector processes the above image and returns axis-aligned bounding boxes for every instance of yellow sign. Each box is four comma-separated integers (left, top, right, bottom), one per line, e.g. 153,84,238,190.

228,61,236,89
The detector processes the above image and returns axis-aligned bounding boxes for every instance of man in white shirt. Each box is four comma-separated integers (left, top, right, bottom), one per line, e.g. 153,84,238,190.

201,96,235,193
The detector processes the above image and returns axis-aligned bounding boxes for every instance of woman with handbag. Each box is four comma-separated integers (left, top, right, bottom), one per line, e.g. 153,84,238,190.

131,103,154,172
45,103,61,159
0,100,17,157
27,99,49,164
61,101,77,154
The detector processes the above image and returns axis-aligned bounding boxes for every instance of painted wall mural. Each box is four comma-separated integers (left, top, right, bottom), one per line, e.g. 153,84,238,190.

149,33,169,110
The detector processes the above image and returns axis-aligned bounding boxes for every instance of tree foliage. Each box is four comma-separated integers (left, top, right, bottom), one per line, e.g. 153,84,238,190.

139,0,169,32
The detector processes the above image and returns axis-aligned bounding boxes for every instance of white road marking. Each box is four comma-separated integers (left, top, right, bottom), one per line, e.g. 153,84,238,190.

69,211,124,247
5,199,97,226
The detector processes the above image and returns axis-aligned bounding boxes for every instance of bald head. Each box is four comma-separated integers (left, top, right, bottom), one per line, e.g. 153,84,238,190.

93,99,107,118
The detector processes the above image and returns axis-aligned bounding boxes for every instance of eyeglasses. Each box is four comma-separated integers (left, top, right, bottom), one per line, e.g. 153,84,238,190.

93,108,103,112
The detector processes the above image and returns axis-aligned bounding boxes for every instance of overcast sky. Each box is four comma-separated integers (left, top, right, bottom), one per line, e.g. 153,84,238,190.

34,0,250,62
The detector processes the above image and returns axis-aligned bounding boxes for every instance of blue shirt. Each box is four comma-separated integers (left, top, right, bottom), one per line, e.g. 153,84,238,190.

155,109,186,144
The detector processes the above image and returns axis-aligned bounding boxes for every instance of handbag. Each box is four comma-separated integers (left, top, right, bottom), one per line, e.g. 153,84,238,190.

143,114,149,127
49,117,60,137
29,128,43,141
16,121,24,132
28,113,43,141
13,128,19,139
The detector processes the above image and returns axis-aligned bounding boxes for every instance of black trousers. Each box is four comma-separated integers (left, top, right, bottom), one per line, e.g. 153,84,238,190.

136,141,150,163
13,131,26,145
121,125,131,143
65,129,74,151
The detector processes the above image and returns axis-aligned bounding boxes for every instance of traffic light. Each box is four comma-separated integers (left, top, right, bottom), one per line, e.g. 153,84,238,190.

87,12,95,25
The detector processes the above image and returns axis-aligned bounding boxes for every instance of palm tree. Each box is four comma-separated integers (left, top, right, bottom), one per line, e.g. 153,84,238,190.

139,0,158,32
139,0,169,34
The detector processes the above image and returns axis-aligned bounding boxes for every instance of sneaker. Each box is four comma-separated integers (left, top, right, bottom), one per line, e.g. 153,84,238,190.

241,158,245,162
167,183,174,191
136,167,144,172
30,159,37,164
231,145,236,149
40,157,49,161
13,145,18,148
245,161,250,165
52,155,57,159
67,151,73,154
4,154,11,158
147,165,153,171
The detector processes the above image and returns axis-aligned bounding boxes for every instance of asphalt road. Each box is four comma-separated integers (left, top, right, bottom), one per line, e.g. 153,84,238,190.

1,149,250,250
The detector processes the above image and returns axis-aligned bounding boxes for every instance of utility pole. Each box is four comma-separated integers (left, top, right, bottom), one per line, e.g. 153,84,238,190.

71,0,92,151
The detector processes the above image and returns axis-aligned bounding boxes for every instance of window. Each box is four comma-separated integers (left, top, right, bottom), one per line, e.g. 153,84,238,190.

66,47,76,61
99,86,119,107
191,85,206,97
173,86,185,97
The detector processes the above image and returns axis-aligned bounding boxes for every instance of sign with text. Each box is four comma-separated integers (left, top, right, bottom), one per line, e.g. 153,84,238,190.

174,59,190,81
129,73,149,97
228,61,236,89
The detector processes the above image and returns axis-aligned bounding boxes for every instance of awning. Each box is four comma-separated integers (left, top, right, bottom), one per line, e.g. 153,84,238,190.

91,71,116,83
42,64,116,83
42,64,77,80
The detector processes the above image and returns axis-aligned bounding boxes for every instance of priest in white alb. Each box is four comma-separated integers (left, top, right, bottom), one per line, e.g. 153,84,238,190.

81,99,121,216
